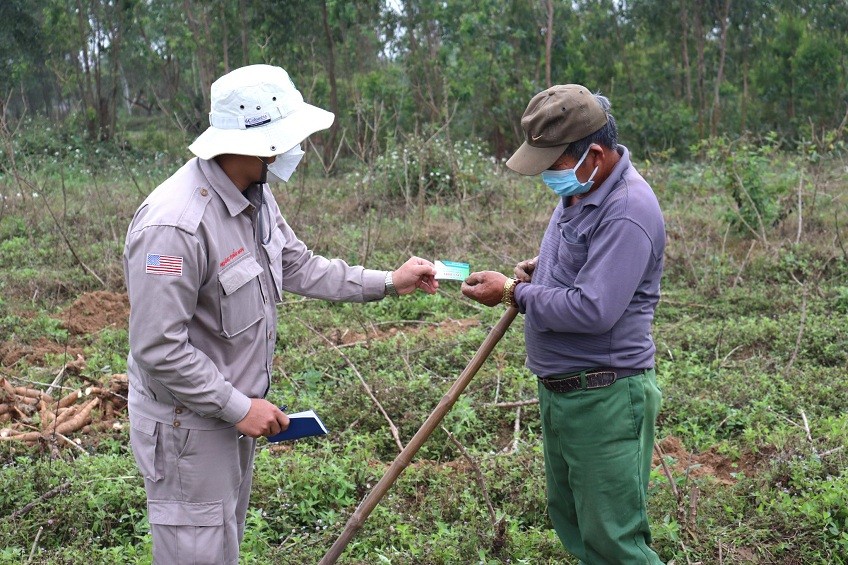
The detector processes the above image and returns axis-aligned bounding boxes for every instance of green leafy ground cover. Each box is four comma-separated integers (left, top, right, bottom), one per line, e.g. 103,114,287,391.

0,137,846,564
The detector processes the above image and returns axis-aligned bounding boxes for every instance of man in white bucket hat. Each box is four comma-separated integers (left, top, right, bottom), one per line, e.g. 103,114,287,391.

123,64,438,564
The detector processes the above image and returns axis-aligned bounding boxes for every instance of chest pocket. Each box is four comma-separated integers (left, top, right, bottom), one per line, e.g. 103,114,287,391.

552,221,589,287
261,227,285,304
218,255,264,338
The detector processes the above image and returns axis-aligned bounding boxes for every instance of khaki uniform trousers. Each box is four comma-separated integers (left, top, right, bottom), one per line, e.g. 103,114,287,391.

130,413,256,565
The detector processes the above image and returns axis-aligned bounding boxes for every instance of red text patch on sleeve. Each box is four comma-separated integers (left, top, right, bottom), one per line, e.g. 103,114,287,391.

145,253,183,276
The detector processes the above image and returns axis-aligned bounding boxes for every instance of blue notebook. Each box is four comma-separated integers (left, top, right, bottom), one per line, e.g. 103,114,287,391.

267,410,328,442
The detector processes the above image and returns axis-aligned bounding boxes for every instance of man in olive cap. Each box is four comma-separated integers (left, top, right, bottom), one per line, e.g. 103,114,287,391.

124,64,438,564
463,85,665,564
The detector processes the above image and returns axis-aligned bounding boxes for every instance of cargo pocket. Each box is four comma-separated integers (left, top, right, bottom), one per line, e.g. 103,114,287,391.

261,226,285,303
129,414,165,483
148,499,225,561
218,255,264,338
552,222,588,287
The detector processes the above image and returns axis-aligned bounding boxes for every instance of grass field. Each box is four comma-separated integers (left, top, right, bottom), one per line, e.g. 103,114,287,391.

0,134,846,564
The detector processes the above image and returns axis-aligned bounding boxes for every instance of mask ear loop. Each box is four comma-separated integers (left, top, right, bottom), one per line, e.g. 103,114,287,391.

255,158,273,245
576,146,599,185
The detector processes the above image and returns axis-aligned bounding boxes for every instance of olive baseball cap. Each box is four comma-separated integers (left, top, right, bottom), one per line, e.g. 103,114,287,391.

506,84,608,176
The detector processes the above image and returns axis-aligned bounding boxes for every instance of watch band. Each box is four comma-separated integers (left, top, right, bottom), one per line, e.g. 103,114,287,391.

384,271,399,297
502,278,520,308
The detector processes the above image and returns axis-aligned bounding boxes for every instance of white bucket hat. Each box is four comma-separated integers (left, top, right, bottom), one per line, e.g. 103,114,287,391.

188,64,335,159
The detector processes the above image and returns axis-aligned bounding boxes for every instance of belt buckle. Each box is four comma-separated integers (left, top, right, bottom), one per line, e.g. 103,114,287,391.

585,370,617,389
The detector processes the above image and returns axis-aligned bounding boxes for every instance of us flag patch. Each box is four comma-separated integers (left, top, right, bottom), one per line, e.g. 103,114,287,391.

146,253,183,276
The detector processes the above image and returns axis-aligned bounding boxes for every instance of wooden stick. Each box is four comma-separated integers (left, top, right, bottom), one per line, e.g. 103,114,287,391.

319,307,518,565
27,525,43,565
10,481,72,520
484,398,539,409
51,431,89,456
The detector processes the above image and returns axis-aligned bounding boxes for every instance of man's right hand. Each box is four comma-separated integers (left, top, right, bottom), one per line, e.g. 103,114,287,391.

514,256,539,283
236,399,289,438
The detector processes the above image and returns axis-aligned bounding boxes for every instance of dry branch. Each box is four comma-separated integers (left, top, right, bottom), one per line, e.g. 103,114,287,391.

8,481,72,521
299,318,404,452
442,426,498,526
485,398,539,409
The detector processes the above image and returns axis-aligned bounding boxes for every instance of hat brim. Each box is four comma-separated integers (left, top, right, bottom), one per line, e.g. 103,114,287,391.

505,141,569,176
189,102,335,159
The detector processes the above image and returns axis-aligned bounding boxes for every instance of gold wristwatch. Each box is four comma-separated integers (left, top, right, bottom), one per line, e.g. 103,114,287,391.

502,278,520,308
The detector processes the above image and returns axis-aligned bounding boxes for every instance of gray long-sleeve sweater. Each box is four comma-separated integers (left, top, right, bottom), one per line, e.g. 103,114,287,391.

514,145,665,377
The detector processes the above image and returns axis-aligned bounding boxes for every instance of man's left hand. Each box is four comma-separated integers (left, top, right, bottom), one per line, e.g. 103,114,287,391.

461,270,509,307
392,256,439,295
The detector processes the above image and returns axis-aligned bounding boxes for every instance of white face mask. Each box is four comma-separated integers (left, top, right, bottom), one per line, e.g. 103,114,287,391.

267,144,305,182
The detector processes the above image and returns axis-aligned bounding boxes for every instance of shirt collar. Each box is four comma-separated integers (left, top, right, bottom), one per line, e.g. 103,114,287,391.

196,157,252,217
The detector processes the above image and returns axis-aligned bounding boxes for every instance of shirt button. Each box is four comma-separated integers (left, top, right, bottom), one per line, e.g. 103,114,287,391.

173,420,181,428
200,188,208,197
175,408,183,414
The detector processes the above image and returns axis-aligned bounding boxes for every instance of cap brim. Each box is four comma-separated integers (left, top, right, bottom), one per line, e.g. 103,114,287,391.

189,102,335,159
505,141,568,176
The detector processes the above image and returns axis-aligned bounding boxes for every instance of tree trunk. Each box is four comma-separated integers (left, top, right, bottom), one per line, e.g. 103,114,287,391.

240,0,249,66
741,60,749,131
693,0,706,138
710,0,731,137
609,0,633,95
320,0,340,164
545,0,553,88
221,2,230,73
183,0,214,117
680,0,692,105
75,0,97,140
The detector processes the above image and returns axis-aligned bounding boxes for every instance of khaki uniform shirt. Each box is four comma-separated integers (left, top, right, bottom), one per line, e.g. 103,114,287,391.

124,157,386,429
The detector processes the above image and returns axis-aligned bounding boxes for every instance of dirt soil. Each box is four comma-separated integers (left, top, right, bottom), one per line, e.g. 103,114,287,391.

1,291,128,368
653,435,763,484
59,291,130,335
0,338,85,368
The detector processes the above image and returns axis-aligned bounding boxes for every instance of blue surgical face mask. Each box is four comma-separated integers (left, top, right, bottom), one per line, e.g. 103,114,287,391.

540,147,598,197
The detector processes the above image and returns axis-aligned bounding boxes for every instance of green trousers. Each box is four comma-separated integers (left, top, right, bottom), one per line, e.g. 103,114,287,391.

538,369,664,565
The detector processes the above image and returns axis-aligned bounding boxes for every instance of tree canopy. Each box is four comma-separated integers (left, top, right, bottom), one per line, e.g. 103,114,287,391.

2,0,846,158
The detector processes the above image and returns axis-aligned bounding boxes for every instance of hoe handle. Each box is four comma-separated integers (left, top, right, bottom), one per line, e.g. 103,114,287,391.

319,307,519,565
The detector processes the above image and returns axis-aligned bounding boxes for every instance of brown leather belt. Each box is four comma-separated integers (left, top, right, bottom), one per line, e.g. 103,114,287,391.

539,368,649,393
